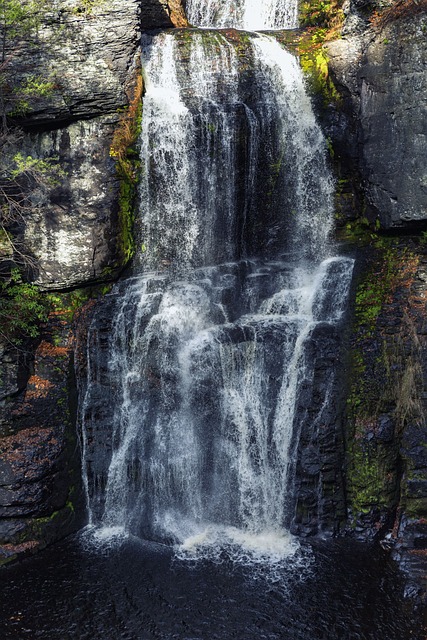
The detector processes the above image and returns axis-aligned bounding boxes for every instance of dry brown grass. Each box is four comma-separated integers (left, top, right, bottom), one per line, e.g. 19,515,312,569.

110,72,144,169
370,0,427,29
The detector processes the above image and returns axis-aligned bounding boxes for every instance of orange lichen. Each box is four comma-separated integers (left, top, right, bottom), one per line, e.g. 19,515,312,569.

37,340,69,358
1,541,39,554
25,375,54,399
0,427,57,467
168,0,189,27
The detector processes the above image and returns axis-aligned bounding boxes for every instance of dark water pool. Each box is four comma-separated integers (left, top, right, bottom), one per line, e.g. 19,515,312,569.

0,535,425,640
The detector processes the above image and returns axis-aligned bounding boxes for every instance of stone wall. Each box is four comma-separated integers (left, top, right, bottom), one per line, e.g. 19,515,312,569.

341,238,427,602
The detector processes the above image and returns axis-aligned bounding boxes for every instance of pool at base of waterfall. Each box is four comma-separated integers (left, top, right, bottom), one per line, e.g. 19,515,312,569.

0,535,423,640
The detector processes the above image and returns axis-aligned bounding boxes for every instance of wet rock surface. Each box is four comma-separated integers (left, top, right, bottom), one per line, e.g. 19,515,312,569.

292,323,347,536
0,0,187,562
0,310,84,564
327,12,427,229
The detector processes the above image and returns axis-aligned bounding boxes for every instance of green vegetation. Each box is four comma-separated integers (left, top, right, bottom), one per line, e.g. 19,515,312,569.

299,43,341,106
349,445,387,516
297,0,344,106
110,70,144,265
0,149,65,270
299,0,344,30
0,268,50,344
0,151,68,347
345,236,423,522
71,0,106,16
48,284,111,322
10,152,64,182
8,76,56,117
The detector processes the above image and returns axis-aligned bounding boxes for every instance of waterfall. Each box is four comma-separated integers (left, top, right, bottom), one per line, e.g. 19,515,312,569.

80,4,354,563
185,0,298,30
138,31,333,270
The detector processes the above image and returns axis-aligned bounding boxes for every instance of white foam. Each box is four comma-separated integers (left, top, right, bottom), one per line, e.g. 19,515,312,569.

79,525,128,552
176,523,299,563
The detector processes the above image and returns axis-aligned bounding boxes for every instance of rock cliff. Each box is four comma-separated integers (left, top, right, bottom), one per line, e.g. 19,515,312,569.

0,0,187,564
320,2,427,600
327,7,427,229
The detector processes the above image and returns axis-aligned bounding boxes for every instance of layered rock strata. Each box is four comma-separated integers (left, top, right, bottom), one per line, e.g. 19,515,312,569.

327,10,427,229
0,0,187,563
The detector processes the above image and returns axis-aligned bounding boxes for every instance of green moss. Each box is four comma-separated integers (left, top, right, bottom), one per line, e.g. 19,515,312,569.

0,554,17,567
117,172,138,264
28,501,75,540
110,71,143,266
299,41,341,106
405,498,427,518
345,239,420,522
349,445,386,515
70,0,106,15
299,0,344,29
296,0,346,107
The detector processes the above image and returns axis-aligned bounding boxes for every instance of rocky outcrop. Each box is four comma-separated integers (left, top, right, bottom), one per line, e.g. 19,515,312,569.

19,116,123,289
342,239,427,602
0,306,84,565
318,4,427,600
7,0,141,127
4,0,188,289
2,2,141,290
327,10,427,229
0,0,188,563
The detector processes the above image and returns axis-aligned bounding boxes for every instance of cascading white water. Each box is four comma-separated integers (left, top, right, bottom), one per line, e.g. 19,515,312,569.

139,32,241,270
138,31,333,271
81,4,354,564
185,0,298,30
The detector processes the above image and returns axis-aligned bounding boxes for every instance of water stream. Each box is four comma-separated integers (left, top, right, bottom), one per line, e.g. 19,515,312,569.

80,15,354,565
185,0,298,29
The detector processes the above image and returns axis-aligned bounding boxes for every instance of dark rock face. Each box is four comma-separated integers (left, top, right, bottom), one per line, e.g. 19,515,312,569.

0,312,84,565
291,323,347,537
0,0,188,563
323,6,427,598
327,12,427,229
343,241,427,602
19,116,122,289
358,17,427,228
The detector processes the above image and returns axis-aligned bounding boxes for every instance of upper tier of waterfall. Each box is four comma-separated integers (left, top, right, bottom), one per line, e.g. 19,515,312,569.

138,31,333,272
185,0,298,30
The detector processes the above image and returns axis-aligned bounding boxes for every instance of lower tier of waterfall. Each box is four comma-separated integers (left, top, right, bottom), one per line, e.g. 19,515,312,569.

81,256,353,561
